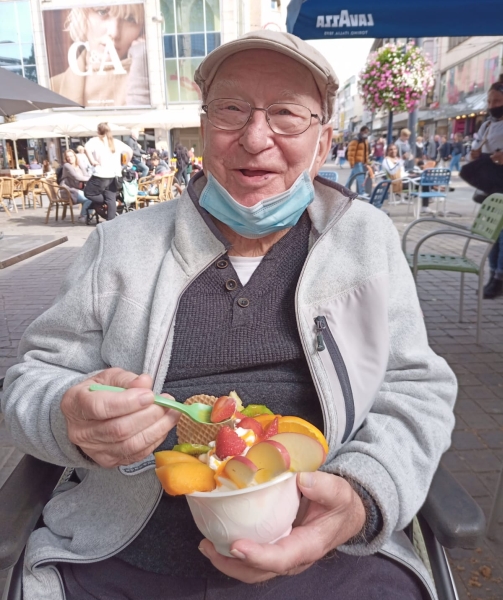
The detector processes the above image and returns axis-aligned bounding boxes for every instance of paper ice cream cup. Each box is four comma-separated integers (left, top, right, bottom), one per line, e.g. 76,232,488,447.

186,471,300,557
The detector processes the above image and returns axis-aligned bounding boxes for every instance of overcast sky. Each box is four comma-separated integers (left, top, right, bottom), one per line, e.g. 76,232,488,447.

306,38,375,86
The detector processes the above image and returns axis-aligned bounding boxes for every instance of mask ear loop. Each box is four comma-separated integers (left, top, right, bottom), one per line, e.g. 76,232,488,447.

309,125,323,173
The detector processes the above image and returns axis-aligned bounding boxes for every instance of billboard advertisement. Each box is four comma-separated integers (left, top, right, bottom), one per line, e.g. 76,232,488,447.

42,4,150,108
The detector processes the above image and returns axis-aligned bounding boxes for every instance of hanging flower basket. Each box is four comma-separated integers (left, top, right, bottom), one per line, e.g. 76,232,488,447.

359,43,434,114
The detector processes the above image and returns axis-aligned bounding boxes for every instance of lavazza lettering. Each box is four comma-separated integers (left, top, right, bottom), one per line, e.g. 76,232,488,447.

316,10,374,28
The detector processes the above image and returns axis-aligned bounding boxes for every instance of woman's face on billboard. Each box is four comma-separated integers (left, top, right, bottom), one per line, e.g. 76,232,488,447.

87,7,142,60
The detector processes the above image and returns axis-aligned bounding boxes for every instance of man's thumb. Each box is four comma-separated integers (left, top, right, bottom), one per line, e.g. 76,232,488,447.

297,471,347,509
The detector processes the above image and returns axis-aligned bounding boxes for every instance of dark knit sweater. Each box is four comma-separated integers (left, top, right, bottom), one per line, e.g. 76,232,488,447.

117,212,324,577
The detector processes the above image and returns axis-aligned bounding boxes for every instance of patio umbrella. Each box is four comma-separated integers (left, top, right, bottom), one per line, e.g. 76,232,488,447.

0,113,130,138
0,67,81,117
286,0,503,38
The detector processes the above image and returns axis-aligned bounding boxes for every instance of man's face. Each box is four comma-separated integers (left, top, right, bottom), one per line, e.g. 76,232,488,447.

401,133,410,141
87,7,142,60
201,50,332,207
434,135,440,142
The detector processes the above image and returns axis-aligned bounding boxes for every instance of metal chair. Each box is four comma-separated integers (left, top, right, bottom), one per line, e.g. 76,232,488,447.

358,180,392,210
318,170,338,184
0,455,486,600
408,169,451,219
402,193,503,344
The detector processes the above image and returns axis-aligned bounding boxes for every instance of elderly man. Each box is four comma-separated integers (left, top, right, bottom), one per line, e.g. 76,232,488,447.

3,31,456,600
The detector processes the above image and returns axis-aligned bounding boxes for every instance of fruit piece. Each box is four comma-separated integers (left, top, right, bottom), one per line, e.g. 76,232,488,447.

246,440,291,484
254,413,281,428
241,404,274,418
211,395,237,423
215,426,247,460
262,417,279,440
269,433,326,472
229,390,244,412
224,456,258,489
156,462,216,495
155,450,201,468
172,443,211,456
278,416,329,454
238,417,264,438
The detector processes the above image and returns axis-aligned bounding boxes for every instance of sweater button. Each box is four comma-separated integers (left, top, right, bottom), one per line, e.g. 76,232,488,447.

225,279,238,291
237,297,250,308
216,259,228,269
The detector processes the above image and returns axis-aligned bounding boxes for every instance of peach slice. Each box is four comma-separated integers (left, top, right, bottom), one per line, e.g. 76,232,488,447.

269,433,326,472
246,440,291,484
156,462,216,495
154,450,201,468
224,456,258,489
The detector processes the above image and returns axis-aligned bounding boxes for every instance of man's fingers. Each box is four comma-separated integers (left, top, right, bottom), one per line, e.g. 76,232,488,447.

114,409,180,459
296,471,352,510
93,367,151,391
77,405,169,444
75,387,155,421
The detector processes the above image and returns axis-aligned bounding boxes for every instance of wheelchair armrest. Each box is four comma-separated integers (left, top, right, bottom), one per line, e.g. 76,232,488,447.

419,464,486,549
0,455,64,571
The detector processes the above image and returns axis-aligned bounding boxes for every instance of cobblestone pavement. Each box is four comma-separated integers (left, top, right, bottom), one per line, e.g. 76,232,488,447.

0,175,502,599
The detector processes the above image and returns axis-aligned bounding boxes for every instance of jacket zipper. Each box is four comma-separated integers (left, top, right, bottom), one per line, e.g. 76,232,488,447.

294,194,355,442
314,316,355,444
380,549,437,600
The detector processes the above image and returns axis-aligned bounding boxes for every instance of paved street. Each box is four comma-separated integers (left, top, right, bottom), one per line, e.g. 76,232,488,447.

0,173,502,599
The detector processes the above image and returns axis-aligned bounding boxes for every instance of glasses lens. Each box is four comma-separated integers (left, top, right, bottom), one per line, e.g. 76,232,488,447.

267,103,312,135
207,99,251,130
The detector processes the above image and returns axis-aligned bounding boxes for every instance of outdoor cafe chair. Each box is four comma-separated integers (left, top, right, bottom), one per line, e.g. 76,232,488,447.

408,168,452,219
401,193,503,344
0,178,13,218
16,176,43,210
0,177,22,214
357,179,392,210
0,453,486,600
42,180,74,225
136,173,175,208
318,170,339,184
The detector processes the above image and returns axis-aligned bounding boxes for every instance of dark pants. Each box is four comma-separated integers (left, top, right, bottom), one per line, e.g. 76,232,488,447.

176,166,189,187
58,552,426,600
84,176,118,221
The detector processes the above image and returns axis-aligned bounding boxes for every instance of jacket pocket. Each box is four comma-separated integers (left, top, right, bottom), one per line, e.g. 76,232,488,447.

314,316,355,443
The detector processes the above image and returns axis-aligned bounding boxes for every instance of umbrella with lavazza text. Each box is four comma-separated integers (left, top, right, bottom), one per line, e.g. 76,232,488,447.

0,67,81,117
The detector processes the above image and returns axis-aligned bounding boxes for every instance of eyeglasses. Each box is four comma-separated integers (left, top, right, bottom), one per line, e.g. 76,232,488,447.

201,98,322,135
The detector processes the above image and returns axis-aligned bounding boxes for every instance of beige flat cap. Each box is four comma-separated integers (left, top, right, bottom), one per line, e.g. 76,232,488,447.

194,30,339,122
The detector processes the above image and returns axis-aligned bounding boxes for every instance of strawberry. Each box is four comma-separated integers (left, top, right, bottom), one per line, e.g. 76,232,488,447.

211,396,237,423
262,417,279,440
238,417,264,438
215,426,247,460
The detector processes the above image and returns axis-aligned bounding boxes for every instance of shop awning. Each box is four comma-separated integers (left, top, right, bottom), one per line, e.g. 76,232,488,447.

287,0,502,39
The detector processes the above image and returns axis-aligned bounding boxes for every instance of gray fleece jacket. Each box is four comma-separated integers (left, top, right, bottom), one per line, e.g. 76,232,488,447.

2,174,456,600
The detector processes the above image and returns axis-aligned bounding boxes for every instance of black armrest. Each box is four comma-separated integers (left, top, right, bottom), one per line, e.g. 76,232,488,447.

419,464,486,549
0,455,64,571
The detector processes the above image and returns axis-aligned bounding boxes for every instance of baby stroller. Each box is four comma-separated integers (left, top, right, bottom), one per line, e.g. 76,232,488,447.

118,165,139,214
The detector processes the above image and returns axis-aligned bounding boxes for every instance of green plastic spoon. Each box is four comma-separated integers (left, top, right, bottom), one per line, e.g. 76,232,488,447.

88,384,217,424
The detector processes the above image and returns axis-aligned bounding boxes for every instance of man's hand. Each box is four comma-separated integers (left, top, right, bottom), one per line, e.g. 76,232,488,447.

199,471,367,583
61,368,180,468
491,150,503,165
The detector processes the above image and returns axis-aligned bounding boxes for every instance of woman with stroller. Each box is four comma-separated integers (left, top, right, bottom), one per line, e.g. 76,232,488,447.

60,149,93,223
84,123,132,222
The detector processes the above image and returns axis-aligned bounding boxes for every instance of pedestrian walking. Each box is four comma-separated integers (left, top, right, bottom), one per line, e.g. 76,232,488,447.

373,137,385,165
174,143,190,187
395,129,414,170
84,123,133,222
449,133,464,173
438,136,451,168
346,126,370,194
415,136,425,162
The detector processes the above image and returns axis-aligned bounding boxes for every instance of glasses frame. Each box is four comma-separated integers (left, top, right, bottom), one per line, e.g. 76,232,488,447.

201,98,322,136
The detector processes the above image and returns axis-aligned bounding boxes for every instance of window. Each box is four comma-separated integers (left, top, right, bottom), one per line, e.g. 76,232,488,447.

448,37,469,52
161,0,220,102
0,1,37,81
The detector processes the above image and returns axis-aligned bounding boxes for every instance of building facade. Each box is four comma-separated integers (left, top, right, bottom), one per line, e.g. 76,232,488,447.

0,0,287,167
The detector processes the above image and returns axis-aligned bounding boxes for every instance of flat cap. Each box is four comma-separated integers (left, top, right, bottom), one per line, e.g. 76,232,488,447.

194,30,339,122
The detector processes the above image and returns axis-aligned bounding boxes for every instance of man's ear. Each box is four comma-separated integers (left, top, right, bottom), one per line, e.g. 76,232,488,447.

313,124,334,174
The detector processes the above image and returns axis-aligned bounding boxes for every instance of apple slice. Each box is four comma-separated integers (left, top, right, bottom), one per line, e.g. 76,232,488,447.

246,440,291,484
224,456,258,489
269,433,326,472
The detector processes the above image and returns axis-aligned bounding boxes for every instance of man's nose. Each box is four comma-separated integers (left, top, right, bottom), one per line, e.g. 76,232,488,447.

239,109,274,154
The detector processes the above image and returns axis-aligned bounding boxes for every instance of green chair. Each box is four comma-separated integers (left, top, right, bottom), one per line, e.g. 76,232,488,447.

401,193,503,344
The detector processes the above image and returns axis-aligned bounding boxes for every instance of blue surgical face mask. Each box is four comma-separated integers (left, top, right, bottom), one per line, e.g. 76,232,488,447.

199,131,321,239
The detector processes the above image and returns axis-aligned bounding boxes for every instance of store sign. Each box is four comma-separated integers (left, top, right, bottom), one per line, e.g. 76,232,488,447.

287,0,503,38
42,3,150,108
